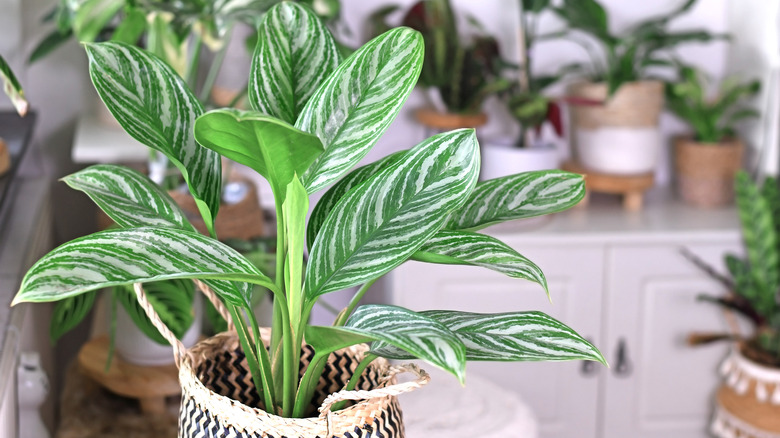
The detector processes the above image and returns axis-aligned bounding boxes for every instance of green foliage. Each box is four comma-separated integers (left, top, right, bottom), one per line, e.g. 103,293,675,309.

371,0,510,114
666,66,760,143
555,0,724,95
0,54,28,116
14,2,604,418
689,171,780,360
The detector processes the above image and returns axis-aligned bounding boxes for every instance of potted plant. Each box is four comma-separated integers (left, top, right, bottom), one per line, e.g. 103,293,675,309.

481,0,573,180
667,66,760,207
684,171,780,436
371,0,509,130
555,0,723,175
13,3,605,435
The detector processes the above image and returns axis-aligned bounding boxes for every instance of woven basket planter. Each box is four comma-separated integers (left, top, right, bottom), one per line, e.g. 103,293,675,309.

674,137,744,208
131,282,428,438
568,81,664,175
712,349,780,438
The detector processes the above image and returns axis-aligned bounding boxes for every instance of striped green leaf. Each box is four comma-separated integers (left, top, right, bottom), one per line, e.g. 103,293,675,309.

114,278,195,345
412,230,548,295
50,291,97,343
0,54,27,116
13,227,275,306
307,151,405,249
248,2,341,124
296,27,424,194
194,109,323,200
446,171,585,231
373,310,606,364
735,171,779,297
306,304,467,382
85,42,222,235
72,0,123,43
62,164,194,231
304,129,480,300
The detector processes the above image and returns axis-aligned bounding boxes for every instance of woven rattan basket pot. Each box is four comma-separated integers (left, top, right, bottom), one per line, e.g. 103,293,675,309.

568,81,664,175
131,282,429,438
674,137,744,208
712,349,780,438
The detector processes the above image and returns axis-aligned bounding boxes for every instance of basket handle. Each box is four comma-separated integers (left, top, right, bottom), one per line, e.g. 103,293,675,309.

132,280,235,368
317,362,430,421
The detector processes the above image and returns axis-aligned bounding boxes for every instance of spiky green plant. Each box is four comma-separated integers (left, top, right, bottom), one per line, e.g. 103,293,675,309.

685,171,780,366
13,2,605,418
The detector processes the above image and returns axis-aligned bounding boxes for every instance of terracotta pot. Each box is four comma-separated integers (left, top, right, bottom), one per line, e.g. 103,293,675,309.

674,137,743,208
0,137,9,176
415,108,487,130
712,349,780,437
568,81,664,175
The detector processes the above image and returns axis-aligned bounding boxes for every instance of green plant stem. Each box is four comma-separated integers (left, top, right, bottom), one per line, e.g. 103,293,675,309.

293,353,327,417
246,302,279,414
186,35,203,92
228,303,276,412
330,353,377,412
198,28,232,104
334,278,378,326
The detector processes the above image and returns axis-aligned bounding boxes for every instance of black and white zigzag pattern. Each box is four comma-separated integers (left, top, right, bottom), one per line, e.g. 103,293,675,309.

181,345,404,438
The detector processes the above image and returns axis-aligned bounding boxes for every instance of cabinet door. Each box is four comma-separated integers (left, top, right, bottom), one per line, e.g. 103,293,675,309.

388,244,605,438
602,241,739,438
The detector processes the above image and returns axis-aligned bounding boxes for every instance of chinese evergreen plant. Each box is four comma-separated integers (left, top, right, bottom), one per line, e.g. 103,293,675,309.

685,171,780,366
14,2,605,417
666,66,760,144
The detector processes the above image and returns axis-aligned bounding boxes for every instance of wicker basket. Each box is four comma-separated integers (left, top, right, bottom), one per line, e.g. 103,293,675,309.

674,137,744,208
711,349,780,438
131,282,429,438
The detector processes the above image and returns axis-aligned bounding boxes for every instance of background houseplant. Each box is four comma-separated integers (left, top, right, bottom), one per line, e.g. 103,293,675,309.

685,171,780,435
371,0,509,130
667,66,760,207
555,0,723,175
14,2,605,434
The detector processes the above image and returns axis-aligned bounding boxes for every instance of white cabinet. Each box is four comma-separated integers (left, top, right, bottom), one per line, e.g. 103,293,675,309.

384,196,741,438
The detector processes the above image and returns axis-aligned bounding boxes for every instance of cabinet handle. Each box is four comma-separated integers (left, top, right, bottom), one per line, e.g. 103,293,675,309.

580,337,599,377
614,338,633,378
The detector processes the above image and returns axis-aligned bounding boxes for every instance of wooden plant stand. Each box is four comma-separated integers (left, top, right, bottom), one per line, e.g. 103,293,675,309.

562,161,655,211
78,336,180,414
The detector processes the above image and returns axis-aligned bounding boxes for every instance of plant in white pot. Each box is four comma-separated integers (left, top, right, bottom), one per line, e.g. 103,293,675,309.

684,172,780,436
14,3,605,436
555,0,724,175
666,66,760,207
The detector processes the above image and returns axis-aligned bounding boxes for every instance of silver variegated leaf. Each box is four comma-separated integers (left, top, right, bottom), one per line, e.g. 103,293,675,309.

14,227,274,306
307,151,405,249
307,304,467,382
412,230,548,294
304,129,480,300
248,1,341,124
373,310,606,364
446,171,585,231
85,42,222,234
62,164,194,231
296,27,424,194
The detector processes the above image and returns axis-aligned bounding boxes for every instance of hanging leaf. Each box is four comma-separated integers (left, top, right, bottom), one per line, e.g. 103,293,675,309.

412,230,548,294
248,1,341,123
114,278,195,345
446,170,585,231
306,304,467,382
296,27,424,194
50,291,97,343
304,129,479,300
14,227,275,306
372,310,606,364
62,164,194,231
85,42,222,235
0,54,27,116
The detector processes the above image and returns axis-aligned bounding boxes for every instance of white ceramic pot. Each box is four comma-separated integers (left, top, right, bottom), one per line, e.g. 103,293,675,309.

115,295,202,366
480,138,559,181
574,127,661,175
